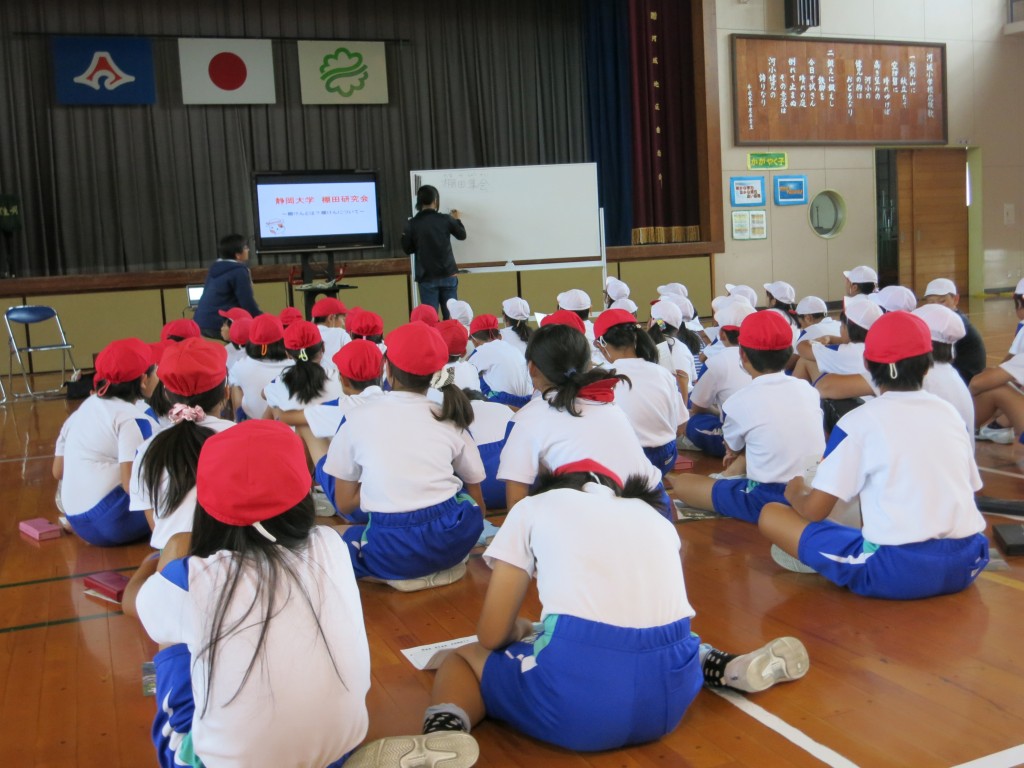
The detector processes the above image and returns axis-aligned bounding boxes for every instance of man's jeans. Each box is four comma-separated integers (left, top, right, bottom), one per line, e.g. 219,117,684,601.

418,276,459,319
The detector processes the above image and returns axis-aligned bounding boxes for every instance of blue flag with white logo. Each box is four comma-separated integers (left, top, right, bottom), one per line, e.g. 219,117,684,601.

52,37,156,105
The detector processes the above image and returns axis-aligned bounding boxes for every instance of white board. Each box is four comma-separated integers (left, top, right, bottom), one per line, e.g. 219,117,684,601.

409,163,601,267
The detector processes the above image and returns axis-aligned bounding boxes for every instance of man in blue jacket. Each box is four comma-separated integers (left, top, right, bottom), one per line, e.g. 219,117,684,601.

193,234,263,338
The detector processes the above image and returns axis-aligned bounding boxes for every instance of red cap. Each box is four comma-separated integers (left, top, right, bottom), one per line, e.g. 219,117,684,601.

196,421,311,526
158,338,228,396
148,340,175,367
279,307,303,327
283,320,322,351
95,338,153,385
333,339,383,382
347,308,384,337
249,314,285,345
436,319,469,356
410,305,440,327
552,459,623,489
312,297,348,318
739,310,793,351
218,307,252,322
864,311,933,364
540,310,586,335
469,314,500,335
229,316,253,346
161,318,201,342
593,309,637,340
384,323,449,376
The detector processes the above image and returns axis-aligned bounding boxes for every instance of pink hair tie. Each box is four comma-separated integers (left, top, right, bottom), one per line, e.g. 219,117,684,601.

168,404,206,424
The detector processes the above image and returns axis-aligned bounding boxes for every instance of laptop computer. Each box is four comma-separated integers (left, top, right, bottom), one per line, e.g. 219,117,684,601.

186,284,204,308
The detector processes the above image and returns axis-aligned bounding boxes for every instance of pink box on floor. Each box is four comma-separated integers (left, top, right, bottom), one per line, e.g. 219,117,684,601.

84,572,130,602
19,518,63,541
674,456,696,471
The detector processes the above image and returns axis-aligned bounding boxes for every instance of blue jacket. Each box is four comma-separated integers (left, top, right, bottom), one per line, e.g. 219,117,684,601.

193,260,262,333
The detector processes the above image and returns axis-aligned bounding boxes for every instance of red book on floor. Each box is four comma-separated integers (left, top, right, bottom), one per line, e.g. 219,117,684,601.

84,572,130,602
19,518,63,541
674,456,696,471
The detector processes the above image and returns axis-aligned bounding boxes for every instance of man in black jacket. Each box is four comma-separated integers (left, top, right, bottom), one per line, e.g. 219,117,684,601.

193,234,263,338
402,185,467,320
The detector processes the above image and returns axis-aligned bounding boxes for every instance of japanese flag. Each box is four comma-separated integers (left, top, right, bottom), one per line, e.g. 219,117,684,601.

178,38,276,104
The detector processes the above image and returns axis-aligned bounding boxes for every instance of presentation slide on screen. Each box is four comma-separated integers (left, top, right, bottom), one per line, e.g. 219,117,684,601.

255,181,379,239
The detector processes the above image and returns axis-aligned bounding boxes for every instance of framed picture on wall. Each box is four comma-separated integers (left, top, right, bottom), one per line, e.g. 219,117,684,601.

774,175,808,206
749,210,767,239
731,210,751,240
730,176,765,207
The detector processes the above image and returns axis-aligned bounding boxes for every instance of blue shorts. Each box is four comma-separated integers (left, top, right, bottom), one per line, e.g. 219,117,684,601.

477,440,509,511
644,440,679,478
342,493,483,580
481,615,701,751
711,478,787,523
798,522,990,600
314,456,368,524
152,644,197,768
684,413,725,457
67,486,150,547
479,378,532,409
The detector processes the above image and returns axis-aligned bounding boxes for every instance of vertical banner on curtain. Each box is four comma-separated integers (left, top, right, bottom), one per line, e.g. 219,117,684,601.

628,1,700,245
297,41,389,104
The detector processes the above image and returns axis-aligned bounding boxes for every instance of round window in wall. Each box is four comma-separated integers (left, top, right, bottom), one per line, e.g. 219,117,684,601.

809,190,846,238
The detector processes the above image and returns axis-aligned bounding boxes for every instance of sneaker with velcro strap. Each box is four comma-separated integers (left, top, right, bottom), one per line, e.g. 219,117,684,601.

386,562,467,593
345,731,479,768
733,636,811,693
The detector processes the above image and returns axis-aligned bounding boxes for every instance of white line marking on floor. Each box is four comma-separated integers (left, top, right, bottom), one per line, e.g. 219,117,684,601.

950,744,1024,768
978,466,1024,480
710,688,861,768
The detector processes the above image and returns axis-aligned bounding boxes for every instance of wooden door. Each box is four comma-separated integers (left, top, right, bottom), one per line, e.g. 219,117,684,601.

896,149,969,296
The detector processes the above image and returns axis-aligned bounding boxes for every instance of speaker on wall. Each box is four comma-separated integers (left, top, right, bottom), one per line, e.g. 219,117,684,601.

784,0,820,34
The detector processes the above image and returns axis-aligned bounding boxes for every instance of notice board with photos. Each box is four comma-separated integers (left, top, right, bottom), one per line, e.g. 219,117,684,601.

731,34,947,146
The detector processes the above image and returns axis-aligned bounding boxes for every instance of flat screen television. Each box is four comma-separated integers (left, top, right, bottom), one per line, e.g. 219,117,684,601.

252,170,384,253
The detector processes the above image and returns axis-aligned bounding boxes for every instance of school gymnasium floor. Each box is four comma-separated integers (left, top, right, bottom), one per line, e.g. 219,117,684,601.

1,297,1023,768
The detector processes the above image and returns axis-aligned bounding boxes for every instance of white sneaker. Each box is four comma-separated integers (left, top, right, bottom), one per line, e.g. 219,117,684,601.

677,435,701,452
977,424,1015,445
387,562,467,593
311,488,335,517
345,732,479,768
730,637,810,693
770,544,817,574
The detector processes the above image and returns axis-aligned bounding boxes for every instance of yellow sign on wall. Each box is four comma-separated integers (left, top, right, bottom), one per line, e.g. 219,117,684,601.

747,152,788,170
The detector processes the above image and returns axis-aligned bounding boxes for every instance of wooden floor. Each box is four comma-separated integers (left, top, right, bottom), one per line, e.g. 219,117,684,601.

2,298,1024,768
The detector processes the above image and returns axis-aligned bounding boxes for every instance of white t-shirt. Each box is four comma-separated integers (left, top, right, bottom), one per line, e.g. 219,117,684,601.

485,483,694,627
923,363,975,439
225,345,247,374
499,326,529,356
1008,323,1024,355
426,361,487,405
323,391,486,512
228,357,293,419
55,396,157,516
469,399,515,445
136,526,370,768
129,416,235,549
813,390,985,545
583,319,606,367
317,325,351,373
721,372,824,483
468,340,532,397
304,386,386,439
497,396,662,489
656,338,698,392
800,317,841,342
999,352,1024,386
264,367,342,412
689,346,752,412
610,357,687,447
812,341,866,376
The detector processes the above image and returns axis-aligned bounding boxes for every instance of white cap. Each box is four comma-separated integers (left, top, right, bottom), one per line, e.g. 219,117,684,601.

924,278,958,298
446,299,474,326
870,285,917,313
711,294,753,313
843,294,884,330
912,304,966,344
796,296,828,315
764,281,796,304
501,297,531,321
659,294,695,321
557,289,592,311
1016,278,1024,296
843,265,878,284
725,284,759,306
650,299,683,329
657,282,688,298
714,301,756,329
605,277,630,301
609,298,638,314
684,317,705,333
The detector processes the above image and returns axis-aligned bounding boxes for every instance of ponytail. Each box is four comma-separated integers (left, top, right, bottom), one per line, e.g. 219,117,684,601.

388,361,475,431
503,313,533,344
600,323,659,364
530,469,667,515
141,381,227,517
280,342,328,404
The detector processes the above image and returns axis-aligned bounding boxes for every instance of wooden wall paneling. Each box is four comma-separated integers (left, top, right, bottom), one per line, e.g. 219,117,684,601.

909,149,969,296
896,150,915,286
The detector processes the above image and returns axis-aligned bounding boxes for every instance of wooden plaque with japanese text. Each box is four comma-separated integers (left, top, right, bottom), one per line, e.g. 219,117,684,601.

731,35,947,146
